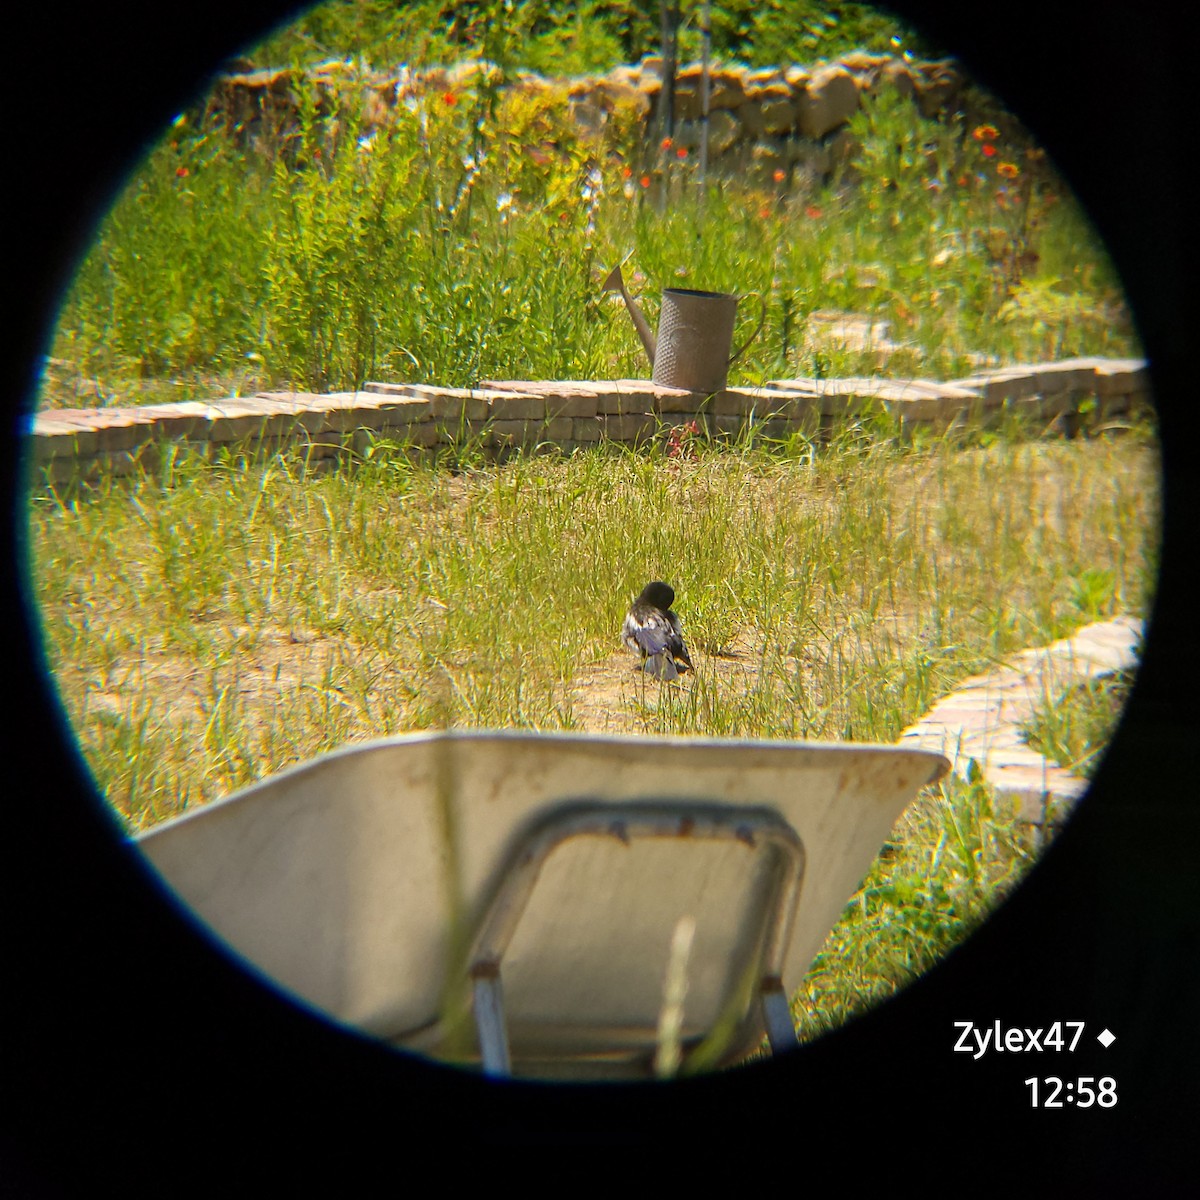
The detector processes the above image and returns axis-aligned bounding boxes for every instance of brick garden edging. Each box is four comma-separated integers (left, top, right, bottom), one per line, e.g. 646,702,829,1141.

899,616,1142,836
27,356,1151,484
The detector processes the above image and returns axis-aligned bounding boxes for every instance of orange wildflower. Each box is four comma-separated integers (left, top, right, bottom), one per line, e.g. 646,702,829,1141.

996,161,1020,179
773,168,786,183
972,123,1000,141
676,145,687,158
640,175,651,188
981,143,997,158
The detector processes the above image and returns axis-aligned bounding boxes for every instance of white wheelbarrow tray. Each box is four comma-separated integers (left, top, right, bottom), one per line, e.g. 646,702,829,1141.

135,731,949,1079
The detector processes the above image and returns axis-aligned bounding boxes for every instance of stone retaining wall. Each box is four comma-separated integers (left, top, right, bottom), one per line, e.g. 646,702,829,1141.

211,51,966,180
28,357,1151,485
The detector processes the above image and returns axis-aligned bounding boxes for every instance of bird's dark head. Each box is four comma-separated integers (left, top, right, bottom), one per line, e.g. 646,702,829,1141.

637,581,676,610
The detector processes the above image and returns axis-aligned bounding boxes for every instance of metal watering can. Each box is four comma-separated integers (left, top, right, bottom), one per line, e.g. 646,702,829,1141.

602,259,766,394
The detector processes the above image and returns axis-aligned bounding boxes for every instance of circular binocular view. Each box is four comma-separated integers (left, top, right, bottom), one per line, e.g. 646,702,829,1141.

25,1,1159,1080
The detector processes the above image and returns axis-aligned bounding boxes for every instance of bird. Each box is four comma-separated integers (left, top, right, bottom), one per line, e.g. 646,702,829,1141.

622,581,694,681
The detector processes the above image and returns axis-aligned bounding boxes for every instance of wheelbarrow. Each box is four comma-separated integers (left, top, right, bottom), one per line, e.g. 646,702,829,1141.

135,731,949,1080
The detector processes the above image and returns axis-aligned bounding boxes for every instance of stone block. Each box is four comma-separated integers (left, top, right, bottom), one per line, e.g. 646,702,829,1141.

371,396,432,426
28,415,100,459
760,96,797,134
1091,357,1152,396
255,390,322,410
744,68,789,97
795,64,859,138
594,387,650,415
874,58,917,98
134,402,213,440
198,403,266,443
483,380,600,418
414,421,447,448
705,71,748,111
425,394,473,424
537,416,573,442
296,433,345,459
602,412,656,442
283,394,368,434
736,100,768,138
572,416,603,442
915,59,964,117
367,382,517,418
63,407,159,453
711,389,756,417
717,387,814,419
788,138,832,173
674,110,740,156
610,381,698,414
881,393,952,422
951,369,1040,406
839,51,893,78
488,393,549,420
1028,361,1097,394
487,419,538,447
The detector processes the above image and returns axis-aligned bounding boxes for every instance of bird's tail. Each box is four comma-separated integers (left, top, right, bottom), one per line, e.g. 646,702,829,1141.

644,652,680,681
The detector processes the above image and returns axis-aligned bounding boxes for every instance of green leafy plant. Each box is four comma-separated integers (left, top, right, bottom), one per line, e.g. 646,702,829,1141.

1023,669,1133,780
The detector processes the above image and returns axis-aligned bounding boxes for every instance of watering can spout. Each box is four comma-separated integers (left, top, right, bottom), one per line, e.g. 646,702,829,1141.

602,262,657,368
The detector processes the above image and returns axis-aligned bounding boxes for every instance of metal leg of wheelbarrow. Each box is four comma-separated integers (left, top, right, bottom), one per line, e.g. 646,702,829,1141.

463,802,807,1078
471,963,512,1077
470,966,798,1078
761,974,800,1053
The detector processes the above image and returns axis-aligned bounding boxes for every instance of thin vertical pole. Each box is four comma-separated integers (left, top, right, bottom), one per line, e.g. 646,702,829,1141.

700,0,711,189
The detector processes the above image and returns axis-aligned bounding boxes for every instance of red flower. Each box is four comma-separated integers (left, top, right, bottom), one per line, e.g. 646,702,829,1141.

996,161,1020,179
805,204,823,219
640,174,650,188
443,92,457,106
759,206,771,220
622,165,633,178
676,145,687,158
660,136,673,151
175,166,189,178
773,168,786,183
972,123,1000,141
981,144,997,158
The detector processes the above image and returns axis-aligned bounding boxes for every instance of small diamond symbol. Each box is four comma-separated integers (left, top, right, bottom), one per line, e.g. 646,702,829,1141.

1097,1028,1116,1048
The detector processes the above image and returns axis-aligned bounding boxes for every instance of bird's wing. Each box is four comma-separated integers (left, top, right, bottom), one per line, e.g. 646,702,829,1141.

666,611,693,668
625,608,675,657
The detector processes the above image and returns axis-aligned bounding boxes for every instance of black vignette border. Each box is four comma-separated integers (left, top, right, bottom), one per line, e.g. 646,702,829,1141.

3,0,1195,1186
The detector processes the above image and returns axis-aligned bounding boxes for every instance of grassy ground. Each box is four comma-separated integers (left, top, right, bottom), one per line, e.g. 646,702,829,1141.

26,417,1158,1048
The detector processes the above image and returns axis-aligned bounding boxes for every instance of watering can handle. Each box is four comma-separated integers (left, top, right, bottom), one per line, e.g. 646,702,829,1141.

728,292,767,368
